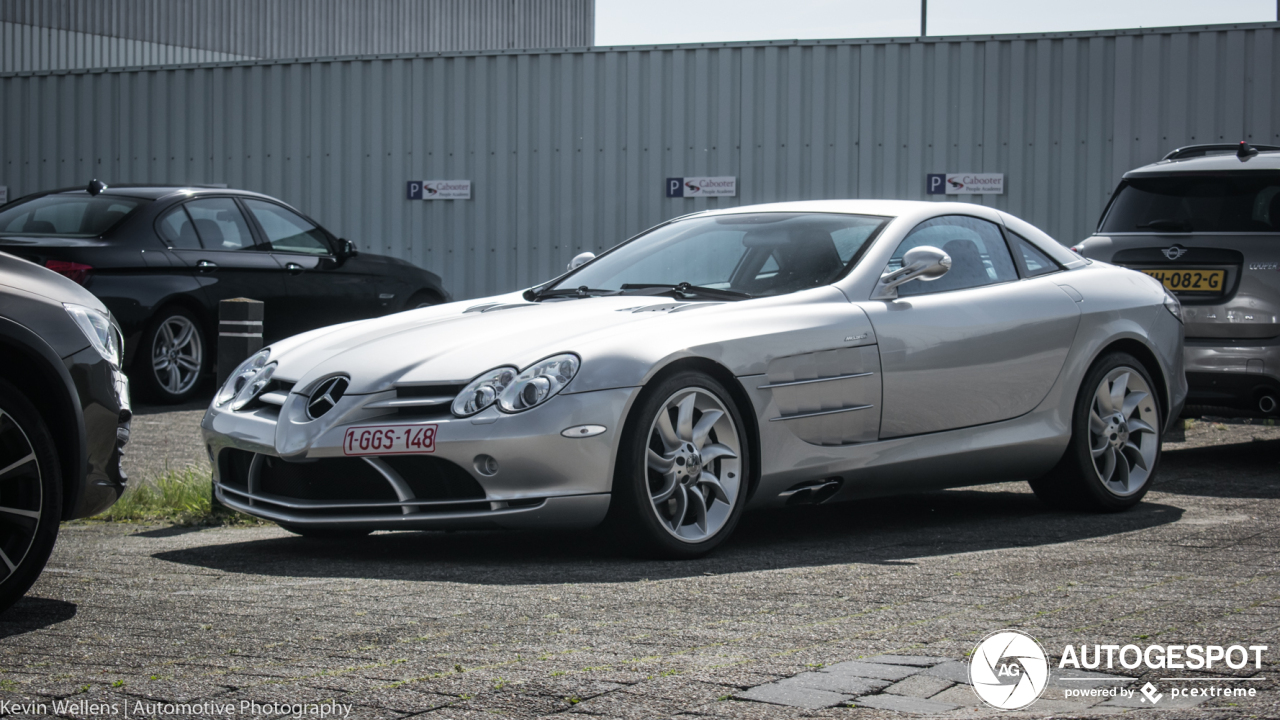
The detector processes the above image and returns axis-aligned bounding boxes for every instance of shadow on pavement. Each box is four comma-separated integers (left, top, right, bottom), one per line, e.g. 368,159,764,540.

153,487,1184,585
1155,438,1280,499
0,597,77,638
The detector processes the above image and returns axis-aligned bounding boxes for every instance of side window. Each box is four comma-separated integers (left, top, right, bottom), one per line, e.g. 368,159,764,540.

185,198,256,251
243,200,332,255
157,206,201,249
888,215,1018,297
1008,231,1062,277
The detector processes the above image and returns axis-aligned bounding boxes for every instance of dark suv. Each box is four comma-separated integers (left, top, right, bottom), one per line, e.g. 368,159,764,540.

0,184,450,402
1075,142,1280,417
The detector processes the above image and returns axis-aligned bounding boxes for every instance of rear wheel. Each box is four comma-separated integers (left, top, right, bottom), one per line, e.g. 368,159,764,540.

278,523,372,540
607,371,749,558
0,379,62,614
1031,352,1162,511
136,306,207,403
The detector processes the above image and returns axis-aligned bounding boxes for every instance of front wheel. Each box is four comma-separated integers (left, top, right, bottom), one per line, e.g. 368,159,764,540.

0,379,63,614
606,371,750,559
1030,352,1163,511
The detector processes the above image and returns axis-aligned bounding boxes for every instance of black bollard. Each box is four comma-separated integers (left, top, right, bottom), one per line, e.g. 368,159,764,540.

217,298,264,385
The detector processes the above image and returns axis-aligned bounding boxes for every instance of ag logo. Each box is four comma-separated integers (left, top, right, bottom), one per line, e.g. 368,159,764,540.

969,630,1049,710
1162,245,1188,260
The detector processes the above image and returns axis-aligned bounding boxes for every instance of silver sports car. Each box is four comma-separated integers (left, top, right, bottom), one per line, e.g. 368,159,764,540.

202,200,1186,557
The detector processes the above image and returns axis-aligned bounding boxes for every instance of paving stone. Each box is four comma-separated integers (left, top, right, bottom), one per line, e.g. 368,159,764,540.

820,661,918,682
853,693,960,714
928,684,980,706
881,673,954,699
920,660,972,685
735,682,851,710
784,672,890,696
864,655,950,667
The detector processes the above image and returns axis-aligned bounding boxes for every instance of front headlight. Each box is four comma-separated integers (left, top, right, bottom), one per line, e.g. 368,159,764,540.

64,303,122,367
215,349,274,409
1163,289,1183,323
452,366,517,417
498,354,580,413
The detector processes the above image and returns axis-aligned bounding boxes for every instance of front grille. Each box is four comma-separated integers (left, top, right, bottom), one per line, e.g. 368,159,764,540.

217,448,494,519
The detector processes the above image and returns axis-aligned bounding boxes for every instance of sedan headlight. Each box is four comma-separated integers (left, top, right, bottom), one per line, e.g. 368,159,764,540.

64,303,122,367
452,366,517,417
215,349,275,409
497,354,580,413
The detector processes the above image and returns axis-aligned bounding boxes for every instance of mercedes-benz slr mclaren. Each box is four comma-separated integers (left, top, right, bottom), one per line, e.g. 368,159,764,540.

202,200,1186,557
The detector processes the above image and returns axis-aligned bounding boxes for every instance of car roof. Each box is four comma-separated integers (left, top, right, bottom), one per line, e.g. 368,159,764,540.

696,199,974,218
1124,150,1280,177
35,185,277,202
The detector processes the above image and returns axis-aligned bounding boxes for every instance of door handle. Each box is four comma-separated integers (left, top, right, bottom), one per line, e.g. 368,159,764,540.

285,262,304,274
197,260,218,270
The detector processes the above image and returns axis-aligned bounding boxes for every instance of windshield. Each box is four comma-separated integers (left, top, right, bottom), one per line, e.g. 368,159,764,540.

1101,173,1280,233
0,194,146,237
549,212,888,299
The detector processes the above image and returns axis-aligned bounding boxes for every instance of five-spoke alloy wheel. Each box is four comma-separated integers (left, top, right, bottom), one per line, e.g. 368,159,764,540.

1031,352,1163,511
609,371,750,558
137,306,207,403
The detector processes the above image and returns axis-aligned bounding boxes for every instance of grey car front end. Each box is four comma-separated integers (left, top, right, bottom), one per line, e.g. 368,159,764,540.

203,200,1186,557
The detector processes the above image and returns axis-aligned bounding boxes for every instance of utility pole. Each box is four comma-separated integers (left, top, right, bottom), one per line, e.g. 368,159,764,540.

921,0,928,36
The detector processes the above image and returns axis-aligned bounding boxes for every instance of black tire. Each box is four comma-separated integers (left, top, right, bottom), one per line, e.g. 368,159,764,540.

278,523,372,540
605,370,751,559
0,378,63,615
404,290,442,311
134,305,208,404
1030,352,1163,512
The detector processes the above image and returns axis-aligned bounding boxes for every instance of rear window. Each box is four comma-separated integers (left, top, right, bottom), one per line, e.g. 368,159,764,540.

0,194,145,237
1101,173,1280,233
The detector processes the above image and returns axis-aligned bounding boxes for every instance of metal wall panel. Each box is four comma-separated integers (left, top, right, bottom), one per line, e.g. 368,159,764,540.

2,23,1277,300
1,0,594,72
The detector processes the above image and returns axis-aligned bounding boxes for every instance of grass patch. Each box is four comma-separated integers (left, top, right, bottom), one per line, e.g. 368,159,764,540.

95,468,261,526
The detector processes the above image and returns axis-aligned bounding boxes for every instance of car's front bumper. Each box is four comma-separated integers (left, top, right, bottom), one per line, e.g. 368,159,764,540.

201,385,639,530
1183,336,1280,414
65,347,131,519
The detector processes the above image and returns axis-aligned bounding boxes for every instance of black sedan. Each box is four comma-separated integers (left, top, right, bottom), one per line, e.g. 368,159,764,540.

0,251,131,613
0,183,450,402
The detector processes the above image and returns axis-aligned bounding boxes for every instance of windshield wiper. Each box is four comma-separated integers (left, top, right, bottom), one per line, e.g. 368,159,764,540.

1136,218,1192,232
530,285,620,301
620,282,752,301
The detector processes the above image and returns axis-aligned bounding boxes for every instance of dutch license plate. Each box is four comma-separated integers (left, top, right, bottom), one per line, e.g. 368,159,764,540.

343,423,437,456
1141,268,1226,293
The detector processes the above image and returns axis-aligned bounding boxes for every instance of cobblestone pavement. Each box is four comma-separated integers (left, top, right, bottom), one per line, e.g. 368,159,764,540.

1,421,1277,719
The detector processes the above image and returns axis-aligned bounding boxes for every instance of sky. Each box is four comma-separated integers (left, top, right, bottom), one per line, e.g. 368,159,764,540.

595,0,1277,46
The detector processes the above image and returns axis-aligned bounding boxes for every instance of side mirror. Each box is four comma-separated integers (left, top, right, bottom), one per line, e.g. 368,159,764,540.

872,245,951,300
337,238,358,258
567,251,595,271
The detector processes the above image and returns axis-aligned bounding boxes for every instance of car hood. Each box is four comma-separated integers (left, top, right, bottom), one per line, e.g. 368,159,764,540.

267,292,740,394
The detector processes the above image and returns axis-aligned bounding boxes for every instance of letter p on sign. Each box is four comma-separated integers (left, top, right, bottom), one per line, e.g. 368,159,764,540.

667,178,684,198
926,174,946,195
407,181,423,200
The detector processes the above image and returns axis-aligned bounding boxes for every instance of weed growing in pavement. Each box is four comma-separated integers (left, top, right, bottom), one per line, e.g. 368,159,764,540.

87,468,264,526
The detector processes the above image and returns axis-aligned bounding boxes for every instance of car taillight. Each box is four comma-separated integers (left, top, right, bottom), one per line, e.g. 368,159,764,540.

1070,245,1084,254
45,260,93,285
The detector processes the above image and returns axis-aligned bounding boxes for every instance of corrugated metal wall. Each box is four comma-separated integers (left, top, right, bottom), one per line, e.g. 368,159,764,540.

2,22,1278,300
0,0,595,72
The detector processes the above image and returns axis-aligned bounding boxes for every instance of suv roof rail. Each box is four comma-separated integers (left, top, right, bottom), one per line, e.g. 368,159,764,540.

1162,141,1280,161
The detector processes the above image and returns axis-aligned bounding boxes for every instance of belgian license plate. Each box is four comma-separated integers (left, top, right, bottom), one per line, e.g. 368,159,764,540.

343,423,437,456
1141,268,1226,293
